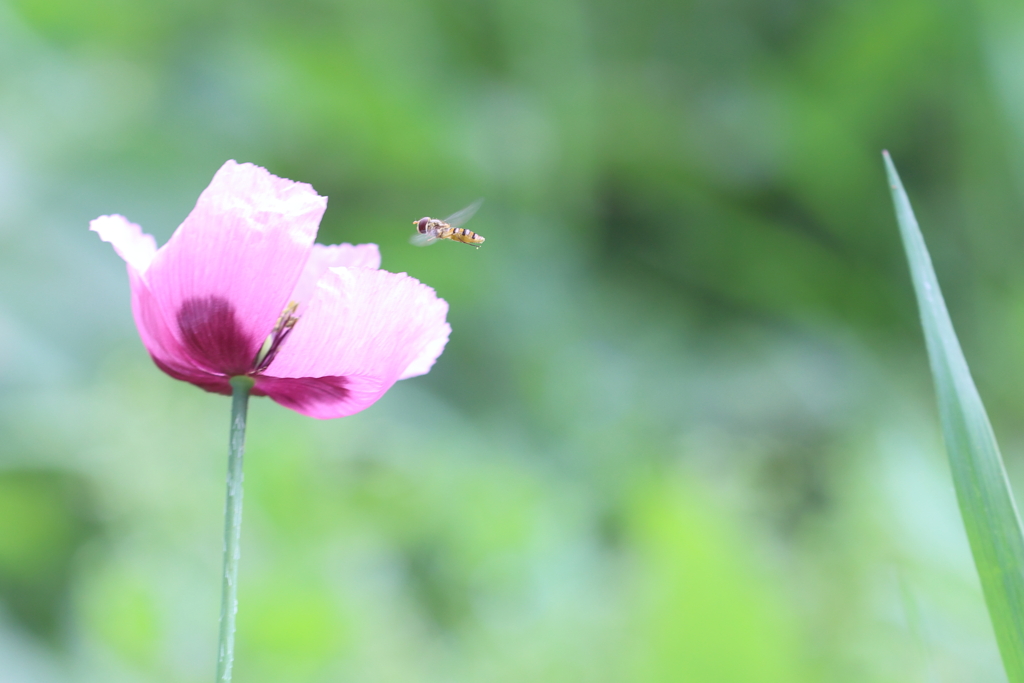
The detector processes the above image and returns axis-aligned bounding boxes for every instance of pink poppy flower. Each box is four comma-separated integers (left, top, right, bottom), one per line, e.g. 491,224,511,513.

91,160,451,419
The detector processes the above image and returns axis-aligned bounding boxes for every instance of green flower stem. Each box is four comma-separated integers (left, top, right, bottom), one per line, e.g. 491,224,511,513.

217,376,254,683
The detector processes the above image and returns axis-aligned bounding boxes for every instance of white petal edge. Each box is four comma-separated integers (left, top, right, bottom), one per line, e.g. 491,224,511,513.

90,215,157,274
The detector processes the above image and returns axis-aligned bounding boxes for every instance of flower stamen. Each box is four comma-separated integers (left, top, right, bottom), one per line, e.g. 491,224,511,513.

253,301,299,372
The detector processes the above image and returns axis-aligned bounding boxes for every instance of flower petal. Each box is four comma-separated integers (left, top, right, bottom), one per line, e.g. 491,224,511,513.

252,374,386,419
261,266,450,418
144,160,327,374
289,243,381,313
129,267,233,393
90,215,157,273
92,213,231,390
398,321,451,379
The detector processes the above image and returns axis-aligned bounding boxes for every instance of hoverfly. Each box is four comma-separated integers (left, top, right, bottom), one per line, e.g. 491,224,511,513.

411,199,485,248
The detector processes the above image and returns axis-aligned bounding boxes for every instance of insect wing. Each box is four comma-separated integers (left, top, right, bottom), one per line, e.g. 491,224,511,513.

442,198,483,229
410,232,439,247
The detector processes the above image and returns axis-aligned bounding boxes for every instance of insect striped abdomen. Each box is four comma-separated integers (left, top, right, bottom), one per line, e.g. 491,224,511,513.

453,228,484,245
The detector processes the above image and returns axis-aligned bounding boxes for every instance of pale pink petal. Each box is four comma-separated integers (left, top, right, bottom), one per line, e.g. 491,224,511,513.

128,267,232,391
289,243,381,312
260,267,450,418
398,322,451,379
90,215,157,273
144,160,326,374
92,212,230,385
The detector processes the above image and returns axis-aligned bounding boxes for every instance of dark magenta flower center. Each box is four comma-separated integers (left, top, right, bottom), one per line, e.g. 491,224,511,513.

176,297,304,376
177,297,255,375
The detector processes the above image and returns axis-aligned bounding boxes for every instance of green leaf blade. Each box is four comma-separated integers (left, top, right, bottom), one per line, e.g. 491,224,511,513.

885,150,1024,681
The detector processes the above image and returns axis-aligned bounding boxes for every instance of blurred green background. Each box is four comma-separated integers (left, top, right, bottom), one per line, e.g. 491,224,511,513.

1,0,1023,680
